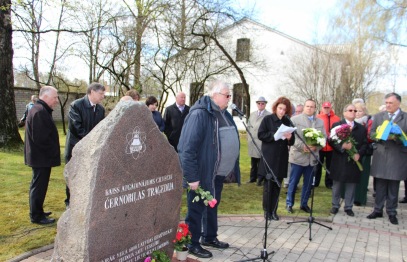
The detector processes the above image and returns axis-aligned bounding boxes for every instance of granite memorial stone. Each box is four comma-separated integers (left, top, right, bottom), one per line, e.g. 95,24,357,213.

52,101,183,262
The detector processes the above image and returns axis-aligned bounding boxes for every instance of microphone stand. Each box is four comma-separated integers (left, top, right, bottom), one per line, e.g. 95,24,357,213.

235,112,279,262
285,115,332,241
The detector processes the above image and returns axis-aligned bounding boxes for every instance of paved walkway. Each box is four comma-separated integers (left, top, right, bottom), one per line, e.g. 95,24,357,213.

10,184,407,262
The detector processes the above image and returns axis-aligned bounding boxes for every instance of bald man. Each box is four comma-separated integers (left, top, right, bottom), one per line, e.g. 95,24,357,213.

24,86,61,225
163,92,190,151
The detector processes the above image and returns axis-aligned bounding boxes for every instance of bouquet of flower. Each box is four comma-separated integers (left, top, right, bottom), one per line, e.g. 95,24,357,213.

190,186,218,208
303,128,326,147
373,120,407,146
173,223,192,251
329,124,363,171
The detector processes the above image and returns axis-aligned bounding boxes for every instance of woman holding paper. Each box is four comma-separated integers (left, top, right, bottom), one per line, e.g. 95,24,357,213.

258,96,295,220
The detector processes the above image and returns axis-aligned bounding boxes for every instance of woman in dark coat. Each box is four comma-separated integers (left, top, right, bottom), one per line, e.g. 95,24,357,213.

328,104,367,216
146,96,165,132
258,97,295,220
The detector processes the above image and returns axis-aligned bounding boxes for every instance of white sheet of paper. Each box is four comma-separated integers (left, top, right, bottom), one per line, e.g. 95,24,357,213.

274,124,297,140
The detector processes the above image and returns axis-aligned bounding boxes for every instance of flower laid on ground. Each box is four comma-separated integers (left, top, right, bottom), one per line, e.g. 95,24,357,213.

373,120,407,146
190,185,218,208
173,222,192,251
144,250,170,262
329,124,363,171
303,127,326,147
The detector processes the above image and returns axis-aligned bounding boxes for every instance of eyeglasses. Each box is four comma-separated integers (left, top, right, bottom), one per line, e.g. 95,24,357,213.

323,107,330,109
347,109,358,112
218,93,231,98
257,102,266,105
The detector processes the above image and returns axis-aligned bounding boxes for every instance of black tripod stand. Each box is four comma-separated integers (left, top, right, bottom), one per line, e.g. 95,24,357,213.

235,113,280,262
285,118,332,240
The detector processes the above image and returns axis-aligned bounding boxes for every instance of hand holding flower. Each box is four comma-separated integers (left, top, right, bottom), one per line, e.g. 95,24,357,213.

342,142,352,150
188,181,199,190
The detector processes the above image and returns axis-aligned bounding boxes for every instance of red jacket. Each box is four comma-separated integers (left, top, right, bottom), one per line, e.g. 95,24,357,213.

317,110,341,152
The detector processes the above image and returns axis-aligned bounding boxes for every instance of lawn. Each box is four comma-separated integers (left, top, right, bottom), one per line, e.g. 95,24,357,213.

0,124,332,261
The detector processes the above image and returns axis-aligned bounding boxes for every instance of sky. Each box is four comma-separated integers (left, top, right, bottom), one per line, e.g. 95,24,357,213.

237,0,338,43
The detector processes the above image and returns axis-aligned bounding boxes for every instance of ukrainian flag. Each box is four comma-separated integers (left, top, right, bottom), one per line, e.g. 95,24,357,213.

376,120,407,146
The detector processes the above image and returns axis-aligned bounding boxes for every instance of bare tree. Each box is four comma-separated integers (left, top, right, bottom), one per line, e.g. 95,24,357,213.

0,0,24,148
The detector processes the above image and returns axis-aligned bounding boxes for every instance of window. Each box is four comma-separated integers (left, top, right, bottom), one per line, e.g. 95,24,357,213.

232,83,248,116
189,82,204,105
236,38,250,62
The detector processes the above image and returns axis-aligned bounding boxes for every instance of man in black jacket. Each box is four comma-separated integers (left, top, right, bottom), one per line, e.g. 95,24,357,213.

163,92,190,151
25,86,60,224
64,82,105,207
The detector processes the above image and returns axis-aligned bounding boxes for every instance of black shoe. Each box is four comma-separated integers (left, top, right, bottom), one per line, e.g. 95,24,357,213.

399,198,407,203
286,205,293,213
345,209,354,217
188,245,213,258
367,212,383,219
44,211,52,216
201,238,229,249
32,217,55,225
300,205,311,213
330,207,338,214
270,212,279,221
389,215,399,225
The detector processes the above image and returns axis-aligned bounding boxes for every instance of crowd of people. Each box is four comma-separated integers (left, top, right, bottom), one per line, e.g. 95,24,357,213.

22,79,407,259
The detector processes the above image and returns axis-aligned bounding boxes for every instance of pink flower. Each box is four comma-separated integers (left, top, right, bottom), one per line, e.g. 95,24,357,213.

144,257,152,262
208,199,218,208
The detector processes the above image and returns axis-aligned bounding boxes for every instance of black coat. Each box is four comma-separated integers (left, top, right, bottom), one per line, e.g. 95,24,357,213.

328,120,368,183
257,114,295,178
65,95,105,162
24,100,61,168
163,103,190,150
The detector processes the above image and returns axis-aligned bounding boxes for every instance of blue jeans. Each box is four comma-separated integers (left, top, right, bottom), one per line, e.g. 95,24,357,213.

286,163,314,207
185,175,225,246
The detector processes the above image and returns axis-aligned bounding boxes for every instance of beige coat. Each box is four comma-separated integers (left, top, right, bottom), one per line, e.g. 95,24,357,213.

289,113,326,166
247,109,271,158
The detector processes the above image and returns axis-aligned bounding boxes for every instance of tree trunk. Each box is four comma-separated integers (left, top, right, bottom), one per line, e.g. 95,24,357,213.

0,0,24,149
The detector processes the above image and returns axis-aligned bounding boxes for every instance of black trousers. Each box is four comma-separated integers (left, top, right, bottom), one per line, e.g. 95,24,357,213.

29,167,51,222
263,177,283,214
250,157,260,182
314,150,333,187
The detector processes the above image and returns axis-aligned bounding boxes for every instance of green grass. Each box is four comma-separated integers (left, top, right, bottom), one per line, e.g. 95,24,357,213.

0,126,332,261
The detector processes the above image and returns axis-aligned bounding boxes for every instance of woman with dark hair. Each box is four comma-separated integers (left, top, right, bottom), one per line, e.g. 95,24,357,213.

146,96,165,132
258,97,295,220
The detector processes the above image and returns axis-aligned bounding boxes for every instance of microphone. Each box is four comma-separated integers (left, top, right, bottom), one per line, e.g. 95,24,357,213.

230,104,246,118
285,114,296,127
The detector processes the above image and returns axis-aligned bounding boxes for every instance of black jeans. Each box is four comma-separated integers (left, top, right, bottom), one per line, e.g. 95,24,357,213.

29,167,51,222
250,157,260,182
185,175,225,246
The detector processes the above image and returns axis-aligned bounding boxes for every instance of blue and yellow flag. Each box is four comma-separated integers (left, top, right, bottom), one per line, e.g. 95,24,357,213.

376,120,407,146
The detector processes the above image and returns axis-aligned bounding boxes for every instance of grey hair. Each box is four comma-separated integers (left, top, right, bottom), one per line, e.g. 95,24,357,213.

87,82,105,94
208,79,230,97
342,103,354,112
385,92,401,102
39,86,57,98
352,98,364,104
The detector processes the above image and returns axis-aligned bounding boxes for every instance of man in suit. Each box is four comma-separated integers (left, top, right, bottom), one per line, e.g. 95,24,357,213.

247,96,271,185
24,86,60,224
64,82,105,207
329,104,367,216
286,99,326,213
367,92,407,225
163,92,190,152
